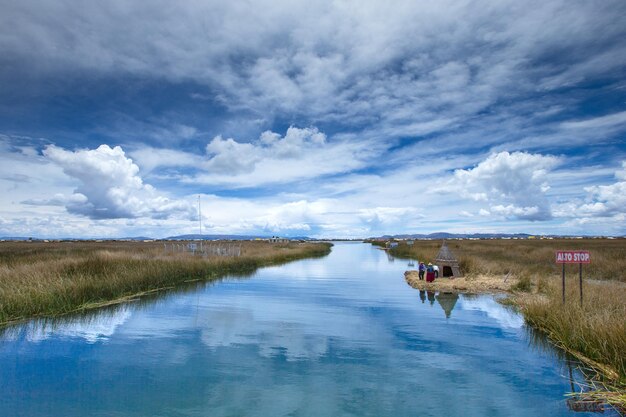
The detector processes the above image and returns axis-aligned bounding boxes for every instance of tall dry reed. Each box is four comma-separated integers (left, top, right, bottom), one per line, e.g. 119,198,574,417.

384,238,626,282
0,240,331,325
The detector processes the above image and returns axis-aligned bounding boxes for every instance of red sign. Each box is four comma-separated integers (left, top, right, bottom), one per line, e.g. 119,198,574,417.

556,251,590,264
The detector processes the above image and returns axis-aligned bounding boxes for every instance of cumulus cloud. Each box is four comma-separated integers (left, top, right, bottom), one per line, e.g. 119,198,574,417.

43,144,194,220
205,136,259,174
128,126,370,190
131,126,379,188
452,151,559,221
556,161,626,219
2,2,626,238
204,126,327,174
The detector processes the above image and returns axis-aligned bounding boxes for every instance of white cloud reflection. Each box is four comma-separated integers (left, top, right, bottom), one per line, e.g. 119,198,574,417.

459,296,524,329
10,307,133,344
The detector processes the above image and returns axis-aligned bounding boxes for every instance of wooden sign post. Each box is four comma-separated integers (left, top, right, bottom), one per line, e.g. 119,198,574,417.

556,251,591,305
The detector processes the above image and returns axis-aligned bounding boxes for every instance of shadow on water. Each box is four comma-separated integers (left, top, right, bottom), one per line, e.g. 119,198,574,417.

436,292,459,318
417,290,460,319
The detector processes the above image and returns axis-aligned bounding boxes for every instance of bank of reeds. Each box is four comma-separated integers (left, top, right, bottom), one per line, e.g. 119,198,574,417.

374,238,626,407
516,279,626,411
377,238,626,282
0,240,331,326
517,279,626,377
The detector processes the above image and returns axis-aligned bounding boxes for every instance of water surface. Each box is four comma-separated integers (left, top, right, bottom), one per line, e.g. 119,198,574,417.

0,242,611,416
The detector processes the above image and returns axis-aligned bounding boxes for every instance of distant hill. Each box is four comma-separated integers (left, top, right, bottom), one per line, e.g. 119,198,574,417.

165,234,311,241
371,232,593,240
376,232,532,239
0,234,312,241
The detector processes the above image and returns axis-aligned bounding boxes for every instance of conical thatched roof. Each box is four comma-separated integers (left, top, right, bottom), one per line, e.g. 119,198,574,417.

436,292,459,318
435,240,458,262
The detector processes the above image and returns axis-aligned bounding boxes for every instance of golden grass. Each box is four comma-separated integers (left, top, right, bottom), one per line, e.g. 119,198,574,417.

380,238,626,282
0,240,331,326
514,279,626,380
515,278,626,412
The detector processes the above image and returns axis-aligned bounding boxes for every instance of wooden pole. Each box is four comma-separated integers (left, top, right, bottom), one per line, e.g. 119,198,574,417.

579,263,583,306
562,262,566,304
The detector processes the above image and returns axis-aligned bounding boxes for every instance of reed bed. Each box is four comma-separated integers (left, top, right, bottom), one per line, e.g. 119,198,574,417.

374,238,626,406
381,238,626,282
0,240,331,326
516,279,626,412
516,279,626,380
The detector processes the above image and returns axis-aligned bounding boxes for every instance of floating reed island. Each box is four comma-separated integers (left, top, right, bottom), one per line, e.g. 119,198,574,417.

404,271,516,292
0,240,332,327
371,238,626,411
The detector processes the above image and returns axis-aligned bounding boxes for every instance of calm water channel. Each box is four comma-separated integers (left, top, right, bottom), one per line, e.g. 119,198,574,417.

0,242,615,416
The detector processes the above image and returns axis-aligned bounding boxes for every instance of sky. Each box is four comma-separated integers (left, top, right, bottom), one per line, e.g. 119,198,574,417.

1,0,626,239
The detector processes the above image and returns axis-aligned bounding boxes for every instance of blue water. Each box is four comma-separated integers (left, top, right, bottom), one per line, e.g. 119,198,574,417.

0,242,613,416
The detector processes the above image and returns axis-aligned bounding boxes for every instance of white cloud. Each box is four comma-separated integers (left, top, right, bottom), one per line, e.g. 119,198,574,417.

3,0,624,142
556,161,626,219
451,151,560,221
130,127,372,190
22,193,87,207
205,135,259,174
132,126,383,188
43,144,194,220
1,2,626,238
205,126,328,174
560,111,626,131
129,147,203,174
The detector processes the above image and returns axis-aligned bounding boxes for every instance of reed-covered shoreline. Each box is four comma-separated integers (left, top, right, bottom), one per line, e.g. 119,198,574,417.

0,240,332,326
374,238,626,409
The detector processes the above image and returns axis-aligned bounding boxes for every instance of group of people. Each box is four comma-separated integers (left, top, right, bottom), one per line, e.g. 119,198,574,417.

417,262,439,282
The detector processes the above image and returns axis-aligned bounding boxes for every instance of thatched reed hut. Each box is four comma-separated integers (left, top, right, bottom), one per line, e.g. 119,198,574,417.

435,241,462,278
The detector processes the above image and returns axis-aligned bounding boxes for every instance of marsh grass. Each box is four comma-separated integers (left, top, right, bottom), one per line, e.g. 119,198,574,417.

511,274,532,292
375,238,626,404
381,238,626,282
517,279,626,380
517,278,626,411
0,240,331,325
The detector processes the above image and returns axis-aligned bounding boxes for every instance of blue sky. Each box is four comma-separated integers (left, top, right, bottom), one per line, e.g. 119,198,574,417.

1,0,625,238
